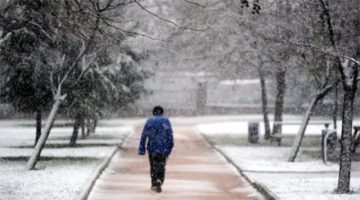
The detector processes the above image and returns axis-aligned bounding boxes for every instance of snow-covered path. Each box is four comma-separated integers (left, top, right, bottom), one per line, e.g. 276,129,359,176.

87,126,261,200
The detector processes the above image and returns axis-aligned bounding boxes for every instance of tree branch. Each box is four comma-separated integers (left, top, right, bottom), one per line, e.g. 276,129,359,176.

183,0,221,8
29,21,55,41
318,0,338,52
57,40,86,90
53,0,165,41
134,0,209,32
100,19,166,41
290,41,360,66
71,52,98,88
50,69,56,97
317,78,340,99
0,32,11,46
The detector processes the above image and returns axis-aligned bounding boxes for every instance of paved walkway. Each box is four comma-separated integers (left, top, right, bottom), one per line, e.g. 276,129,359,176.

87,126,260,200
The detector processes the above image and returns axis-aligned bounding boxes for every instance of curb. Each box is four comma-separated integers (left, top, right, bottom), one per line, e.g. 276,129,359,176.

252,182,279,200
78,132,132,200
200,132,279,200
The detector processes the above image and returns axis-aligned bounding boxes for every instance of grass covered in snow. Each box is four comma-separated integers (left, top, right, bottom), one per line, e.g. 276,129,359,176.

198,120,360,200
0,159,101,200
0,119,133,200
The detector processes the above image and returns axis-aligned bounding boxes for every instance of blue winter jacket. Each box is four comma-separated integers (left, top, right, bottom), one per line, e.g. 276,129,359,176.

138,115,174,155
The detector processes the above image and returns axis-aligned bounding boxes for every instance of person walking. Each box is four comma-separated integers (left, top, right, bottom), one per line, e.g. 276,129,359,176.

138,106,174,193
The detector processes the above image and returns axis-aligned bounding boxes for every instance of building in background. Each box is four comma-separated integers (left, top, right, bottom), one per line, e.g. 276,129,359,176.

136,71,278,116
136,71,215,115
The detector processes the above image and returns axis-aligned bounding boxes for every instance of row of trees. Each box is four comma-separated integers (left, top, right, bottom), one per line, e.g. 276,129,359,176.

179,0,357,193
226,0,359,194
0,0,213,170
0,0,148,169
135,0,359,194
253,0,359,193
200,0,358,194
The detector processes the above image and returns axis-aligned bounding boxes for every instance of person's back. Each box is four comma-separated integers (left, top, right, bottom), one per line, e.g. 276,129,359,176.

141,116,173,155
138,106,174,193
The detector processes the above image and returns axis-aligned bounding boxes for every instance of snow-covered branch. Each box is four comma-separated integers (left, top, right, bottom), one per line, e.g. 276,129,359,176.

29,21,55,42
0,32,11,46
71,52,98,87
58,40,86,90
290,42,360,66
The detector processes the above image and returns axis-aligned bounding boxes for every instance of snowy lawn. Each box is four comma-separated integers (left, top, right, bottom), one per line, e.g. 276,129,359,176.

198,119,360,200
0,119,133,200
0,159,101,200
197,119,360,136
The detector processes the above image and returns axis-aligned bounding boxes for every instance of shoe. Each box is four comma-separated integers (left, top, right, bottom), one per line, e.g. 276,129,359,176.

155,179,162,193
151,185,157,191
155,185,162,193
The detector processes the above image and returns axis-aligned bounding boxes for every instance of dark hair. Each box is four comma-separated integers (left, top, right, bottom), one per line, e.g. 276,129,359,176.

152,106,164,115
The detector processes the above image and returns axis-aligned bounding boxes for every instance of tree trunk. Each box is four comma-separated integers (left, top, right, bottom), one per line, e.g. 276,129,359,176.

288,81,338,162
316,0,358,193
34,108,42,146
81,118,85,139
91,118,98,134
25,23,92,169
288,97,319,162
333,82,338,130
337,86,356,193
69,113,82,147
272,69,286,138
258,68,271,140
86,119,91,137
26,94,65,170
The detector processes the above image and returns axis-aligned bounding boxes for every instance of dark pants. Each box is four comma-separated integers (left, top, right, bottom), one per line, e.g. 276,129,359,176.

148,153,168,186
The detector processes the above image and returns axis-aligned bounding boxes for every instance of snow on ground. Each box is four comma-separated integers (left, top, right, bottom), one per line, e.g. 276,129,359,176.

0,160,101,200
247,172,360,200
0,125,132,147
0,147,116,158
197,118,360,136
0,119,134,200
2,115,360,200
222,146,339,173
198,119,360,200
222,146,360,199
197,121,330,135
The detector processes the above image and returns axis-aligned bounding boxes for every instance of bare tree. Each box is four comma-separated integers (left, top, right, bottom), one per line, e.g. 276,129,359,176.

316,0,359,193
288,54,339,161
289,0,359,193
268,0,359,193
258,59,271,139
